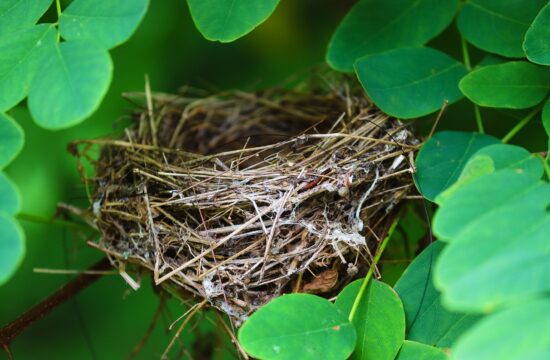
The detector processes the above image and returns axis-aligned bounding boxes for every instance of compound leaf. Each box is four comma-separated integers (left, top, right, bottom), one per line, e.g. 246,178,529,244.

355,47,467,119
0,0,52,34
28,39,113,129
238,294,356,360
326,0,458,72
0,24,56,112
524,3,550,65
457,0,547,57
433,170,550,312
414,131,499,202
0,113,24,169
336,279,405,360
59,0,149,49
187,0,279,43
0,214,25,286
459,61,550,109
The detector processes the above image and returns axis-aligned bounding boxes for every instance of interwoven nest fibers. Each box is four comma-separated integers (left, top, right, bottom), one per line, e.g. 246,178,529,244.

73,78,419,323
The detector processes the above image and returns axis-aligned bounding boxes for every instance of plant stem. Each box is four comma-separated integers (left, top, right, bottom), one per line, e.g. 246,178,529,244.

474,104,484,134
348,218,399,322
17,213,91,230
461,37,485,133
537,153,550,181
55,0,62,42
0,258,110,348
502,106,541,144
461,37,472,70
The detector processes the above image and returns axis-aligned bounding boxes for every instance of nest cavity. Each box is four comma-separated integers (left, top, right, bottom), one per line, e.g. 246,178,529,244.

74,79,419,322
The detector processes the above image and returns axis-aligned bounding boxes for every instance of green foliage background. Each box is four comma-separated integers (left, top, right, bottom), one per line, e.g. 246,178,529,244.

1,0,549,359
0,1,348,358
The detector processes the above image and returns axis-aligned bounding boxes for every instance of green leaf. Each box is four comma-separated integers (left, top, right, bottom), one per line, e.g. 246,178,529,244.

187,0,279,43
28,39,113,129
414,131,499,202
0,172,21,215
457,0,547,57
0,24,56,112
433,170,549,241
59,0,149,50
0,214,25,286
459,61,550,109
524,3,550,65
433,171,550,312
336,279,405,360
238,294,356,360
0,113,24,169
394,242,479,349
355,47,467,118
453,299,550,360
0,0,52,34
436,219,550,312
436,144,544,205
381,206,426,286
326,0,458,72
395,340,449,360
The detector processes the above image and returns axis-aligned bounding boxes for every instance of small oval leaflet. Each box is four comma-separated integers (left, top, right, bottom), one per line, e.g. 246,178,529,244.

0,172,21,216
0,24,56,112
453,299,550,360
396,340,449,360
459,61,550,109
0,113,25,169
457,0,547,57
326,0,458,72
0,214,25,286
0,0,52,34
59,0,150,50
436,143,544,205
394,242,479,349
28,39,113,129
414,131,500,202
238,293,356,360
336,279,405,360
187,0,280,43
524,3,550,65
355,47,467,119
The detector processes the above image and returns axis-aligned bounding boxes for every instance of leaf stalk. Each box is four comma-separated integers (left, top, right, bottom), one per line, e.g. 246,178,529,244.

502,106,541,144
461,37,485,134
348,217,399,322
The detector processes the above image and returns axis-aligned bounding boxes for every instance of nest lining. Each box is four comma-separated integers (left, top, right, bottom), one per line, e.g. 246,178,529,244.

74,80,419,322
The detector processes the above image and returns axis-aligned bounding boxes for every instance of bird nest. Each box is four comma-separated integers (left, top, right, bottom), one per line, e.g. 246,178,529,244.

72,79,419,323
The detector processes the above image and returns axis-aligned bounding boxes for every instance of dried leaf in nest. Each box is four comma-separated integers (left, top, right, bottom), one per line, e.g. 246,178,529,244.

72,77,420,324
302,268,339,294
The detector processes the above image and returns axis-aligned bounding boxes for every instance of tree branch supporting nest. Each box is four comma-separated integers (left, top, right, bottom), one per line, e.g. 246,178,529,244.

0,258,110,352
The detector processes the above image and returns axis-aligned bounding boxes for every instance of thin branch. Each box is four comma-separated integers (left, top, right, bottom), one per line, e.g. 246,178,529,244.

0,258,110,347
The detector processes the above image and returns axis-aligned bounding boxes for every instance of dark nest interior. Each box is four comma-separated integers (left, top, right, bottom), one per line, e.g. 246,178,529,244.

72,76,420,324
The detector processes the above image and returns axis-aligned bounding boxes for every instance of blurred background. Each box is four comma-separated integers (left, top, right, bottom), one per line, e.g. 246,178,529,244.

1,0,547,359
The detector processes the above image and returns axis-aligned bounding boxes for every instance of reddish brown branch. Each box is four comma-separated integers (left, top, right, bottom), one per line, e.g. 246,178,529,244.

0,258,110,348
